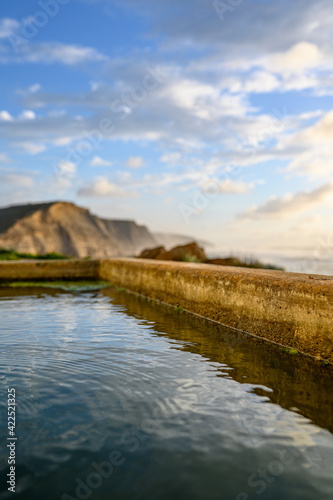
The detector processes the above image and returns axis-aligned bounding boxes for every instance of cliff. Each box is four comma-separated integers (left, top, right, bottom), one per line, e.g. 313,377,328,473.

0,202,157,258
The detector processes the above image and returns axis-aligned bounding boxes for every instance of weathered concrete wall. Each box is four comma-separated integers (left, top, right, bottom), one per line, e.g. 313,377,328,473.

0,259,98,281
0,258,332,362
98,259,333,362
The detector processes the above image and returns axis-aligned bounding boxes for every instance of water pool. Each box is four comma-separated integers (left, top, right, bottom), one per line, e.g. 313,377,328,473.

0,285,332,500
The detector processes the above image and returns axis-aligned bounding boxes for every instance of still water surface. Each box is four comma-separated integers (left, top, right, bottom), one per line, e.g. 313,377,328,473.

0,285,332,500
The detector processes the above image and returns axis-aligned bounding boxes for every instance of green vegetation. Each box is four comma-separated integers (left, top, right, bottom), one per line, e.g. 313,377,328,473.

237,258,285,271
280,347,300,355
0,281,111,292
0,248,69,261
181,252,285,270
182,253,201,263
173,305,183,311
222,255,285,271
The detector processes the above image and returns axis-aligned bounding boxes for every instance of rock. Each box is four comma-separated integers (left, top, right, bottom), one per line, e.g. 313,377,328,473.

139,242,207,262
139,246,167,259
153,233,212,250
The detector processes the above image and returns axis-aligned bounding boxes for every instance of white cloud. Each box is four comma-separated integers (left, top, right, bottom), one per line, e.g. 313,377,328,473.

36,43,107,65
282,73,320,92
20,110,36,120
160,152,181,163
286,150,333,180
0,110,13,121
0,18,19,38
56,160,77,177
15,142,45,154
298,110,323,121
52,160,77,188
1,109,36,122
90,156,113,167
78,177,129,197
270,42,323,73
166,78,251,119
28,84,41,93
1,0,333,255
201,179,254,195
167,80,215,109
219,180,255,194
280,109,333,179
0,42,107,65
125,156,144,168
0,65,288,157
220,41,330,95
287,109,333,147
239,183,333,220
216,37,333,94
0,173,34,188
229,71,280,94
53,136,72,146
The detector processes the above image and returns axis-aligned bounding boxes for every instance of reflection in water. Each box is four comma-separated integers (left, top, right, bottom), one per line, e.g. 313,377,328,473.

0,285,332,500
102,288,333,433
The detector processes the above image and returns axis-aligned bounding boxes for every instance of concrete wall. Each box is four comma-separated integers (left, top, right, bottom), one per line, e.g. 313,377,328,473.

0,259,98,281
98,259,333,362
0,258,332,362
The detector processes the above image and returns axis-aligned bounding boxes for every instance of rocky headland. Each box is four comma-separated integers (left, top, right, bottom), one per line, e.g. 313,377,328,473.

0,201,157,258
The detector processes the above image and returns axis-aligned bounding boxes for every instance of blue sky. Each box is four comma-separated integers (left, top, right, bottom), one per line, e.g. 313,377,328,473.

0,0,333,255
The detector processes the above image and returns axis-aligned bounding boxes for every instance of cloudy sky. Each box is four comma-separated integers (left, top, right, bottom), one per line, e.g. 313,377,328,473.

0,0,333,255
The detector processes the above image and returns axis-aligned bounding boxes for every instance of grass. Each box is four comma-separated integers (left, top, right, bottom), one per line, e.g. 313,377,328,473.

237,258,285,271
182,253,201,263
181,251,285,270
280,347,300,355
0,248,69,261
219,255,285,271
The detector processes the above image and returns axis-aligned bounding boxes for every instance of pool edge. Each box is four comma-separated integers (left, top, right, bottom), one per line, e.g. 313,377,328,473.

0,258,332,363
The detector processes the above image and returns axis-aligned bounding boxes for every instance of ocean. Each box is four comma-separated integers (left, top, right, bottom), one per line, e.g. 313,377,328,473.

207,250,333,276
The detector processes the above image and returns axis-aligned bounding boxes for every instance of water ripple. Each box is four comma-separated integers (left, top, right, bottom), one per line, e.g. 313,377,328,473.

0,288,332,500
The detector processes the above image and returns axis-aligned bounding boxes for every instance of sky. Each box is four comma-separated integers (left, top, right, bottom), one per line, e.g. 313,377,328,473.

0,0,333,256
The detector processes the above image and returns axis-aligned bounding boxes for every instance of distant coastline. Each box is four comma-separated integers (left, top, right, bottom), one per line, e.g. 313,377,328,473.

207,249,333,276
